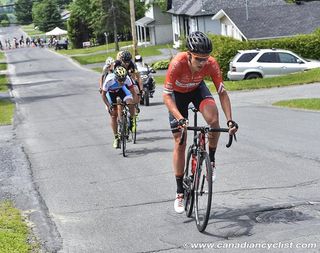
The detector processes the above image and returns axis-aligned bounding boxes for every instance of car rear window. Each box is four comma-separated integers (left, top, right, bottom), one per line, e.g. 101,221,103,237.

236,53,258,62
257,52,279,63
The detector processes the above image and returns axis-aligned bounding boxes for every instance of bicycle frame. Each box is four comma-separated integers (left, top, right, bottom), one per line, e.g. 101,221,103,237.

181,106,235,232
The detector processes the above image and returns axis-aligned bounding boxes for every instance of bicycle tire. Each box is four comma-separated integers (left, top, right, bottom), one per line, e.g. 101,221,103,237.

183,146,195,218
121,115,127,157
194,152,212,232
132,115,137,144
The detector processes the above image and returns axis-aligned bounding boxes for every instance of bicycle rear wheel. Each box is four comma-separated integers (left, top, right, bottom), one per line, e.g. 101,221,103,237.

194,152,212,232
121,115,127,157
183,146,196,217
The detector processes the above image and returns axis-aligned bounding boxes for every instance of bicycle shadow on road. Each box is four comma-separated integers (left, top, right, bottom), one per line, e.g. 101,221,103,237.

14,93,75,104
125,147,171,157
137,136,172,143
12,79,63,88
202,203,314,238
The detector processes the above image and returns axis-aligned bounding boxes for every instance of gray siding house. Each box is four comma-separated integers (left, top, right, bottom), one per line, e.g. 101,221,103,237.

212,1,320,41
167,0,287,47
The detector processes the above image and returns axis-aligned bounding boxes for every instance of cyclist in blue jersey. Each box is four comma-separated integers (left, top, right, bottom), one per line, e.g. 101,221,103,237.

101,66,137,148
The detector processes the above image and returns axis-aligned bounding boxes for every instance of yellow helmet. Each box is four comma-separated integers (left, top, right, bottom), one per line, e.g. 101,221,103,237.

114,66,127,81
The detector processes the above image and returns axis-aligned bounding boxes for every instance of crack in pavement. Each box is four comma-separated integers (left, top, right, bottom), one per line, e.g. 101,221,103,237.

216,178,320,195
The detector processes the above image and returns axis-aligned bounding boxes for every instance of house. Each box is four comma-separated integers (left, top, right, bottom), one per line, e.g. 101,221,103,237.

167,0,287,47
135,0,173,45
212,1,320,41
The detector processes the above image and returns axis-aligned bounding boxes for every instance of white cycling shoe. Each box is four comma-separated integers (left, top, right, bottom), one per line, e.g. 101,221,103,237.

174,193,184,214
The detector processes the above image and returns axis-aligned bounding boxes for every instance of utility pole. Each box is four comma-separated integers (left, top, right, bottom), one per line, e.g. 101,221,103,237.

111,0,119,51
129,0,138,57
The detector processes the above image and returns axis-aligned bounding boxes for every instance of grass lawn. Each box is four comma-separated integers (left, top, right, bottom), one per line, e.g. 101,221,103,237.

273,98,320,110
20,24,45,37
72,51,118,65
0,201,38,253
71,44,170,65
0,52,5,60
58,41,133,55
221,68,320,91
0,63,7,71
0,74,8,92
0,99,14,125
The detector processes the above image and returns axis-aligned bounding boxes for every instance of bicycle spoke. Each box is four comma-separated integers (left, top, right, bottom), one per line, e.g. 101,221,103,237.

195,153,212,232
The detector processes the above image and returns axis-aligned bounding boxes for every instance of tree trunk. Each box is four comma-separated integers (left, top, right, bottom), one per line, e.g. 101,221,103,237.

111,0,119,51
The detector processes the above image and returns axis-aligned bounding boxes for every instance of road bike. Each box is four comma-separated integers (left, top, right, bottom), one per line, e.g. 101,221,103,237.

180,106,235,232
113,99,137,157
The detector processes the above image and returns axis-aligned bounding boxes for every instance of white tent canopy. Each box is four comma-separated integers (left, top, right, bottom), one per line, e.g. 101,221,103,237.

45,27,67,36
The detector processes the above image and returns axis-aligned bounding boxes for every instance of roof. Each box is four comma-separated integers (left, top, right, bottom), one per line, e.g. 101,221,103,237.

135,16,155,26
167,0,287,16
217,1,320,40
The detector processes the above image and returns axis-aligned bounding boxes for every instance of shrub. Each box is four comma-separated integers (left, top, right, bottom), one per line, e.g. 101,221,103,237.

156,31,320,80
151,59,170,70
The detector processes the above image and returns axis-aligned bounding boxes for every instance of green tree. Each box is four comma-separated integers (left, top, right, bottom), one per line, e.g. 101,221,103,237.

15,0,33,24
90,0,145,48
32,0,62,32
67,0,93,48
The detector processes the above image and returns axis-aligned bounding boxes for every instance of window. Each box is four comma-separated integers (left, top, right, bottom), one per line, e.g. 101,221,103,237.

237,53,258,62
278,53,301,63
257,52,279,63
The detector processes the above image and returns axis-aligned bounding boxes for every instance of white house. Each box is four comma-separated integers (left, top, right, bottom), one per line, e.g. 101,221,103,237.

135,0,173,45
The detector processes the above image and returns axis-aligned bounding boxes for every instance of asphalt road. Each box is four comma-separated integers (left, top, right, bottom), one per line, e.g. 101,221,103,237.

2,26,320,253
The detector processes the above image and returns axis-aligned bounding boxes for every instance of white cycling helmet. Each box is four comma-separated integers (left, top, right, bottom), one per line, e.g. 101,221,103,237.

105,57,114,67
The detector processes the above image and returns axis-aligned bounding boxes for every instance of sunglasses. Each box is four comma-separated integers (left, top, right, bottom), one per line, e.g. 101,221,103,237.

193,56,209,63
117,77,126,82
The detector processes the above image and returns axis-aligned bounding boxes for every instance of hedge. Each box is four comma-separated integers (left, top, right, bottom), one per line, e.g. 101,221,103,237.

214,31,320,79
177,30,320,79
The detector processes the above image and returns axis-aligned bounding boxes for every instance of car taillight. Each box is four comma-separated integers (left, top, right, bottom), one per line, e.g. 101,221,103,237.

231,66,237,72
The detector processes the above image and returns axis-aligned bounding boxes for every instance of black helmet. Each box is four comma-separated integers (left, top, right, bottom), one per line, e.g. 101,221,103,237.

114,66,127,81
186,31,212,54
120,50,132,62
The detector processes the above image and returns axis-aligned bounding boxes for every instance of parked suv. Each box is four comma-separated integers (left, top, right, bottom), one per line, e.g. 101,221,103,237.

227,49,320,81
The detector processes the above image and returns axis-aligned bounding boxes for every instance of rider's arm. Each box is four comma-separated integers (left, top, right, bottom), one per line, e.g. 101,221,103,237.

136,72,143,92
209,60,237,133
101,90,111,108
126,76,137,100
162,61,184,121
218,90,232,122
163,93,184,121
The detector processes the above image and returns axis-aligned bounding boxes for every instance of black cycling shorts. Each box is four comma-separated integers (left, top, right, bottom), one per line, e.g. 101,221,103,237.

169,81,214,133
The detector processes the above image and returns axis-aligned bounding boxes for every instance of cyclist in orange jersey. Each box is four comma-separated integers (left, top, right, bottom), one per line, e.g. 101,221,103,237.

163,31,238,213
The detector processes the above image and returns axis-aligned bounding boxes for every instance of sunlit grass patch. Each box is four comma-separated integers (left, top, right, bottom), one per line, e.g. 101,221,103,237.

273,98,320,111
0,201,32,253
0,99,14,125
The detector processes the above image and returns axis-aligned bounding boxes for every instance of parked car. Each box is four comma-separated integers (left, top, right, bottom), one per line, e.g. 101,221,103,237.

55,40,68,50
227,49,320,81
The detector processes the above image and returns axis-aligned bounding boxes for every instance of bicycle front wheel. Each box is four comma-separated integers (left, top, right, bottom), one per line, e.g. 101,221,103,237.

121,116,127,157
183,146,195,218
194,152,212,232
